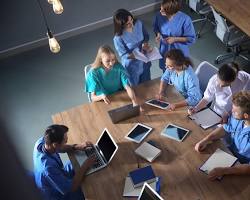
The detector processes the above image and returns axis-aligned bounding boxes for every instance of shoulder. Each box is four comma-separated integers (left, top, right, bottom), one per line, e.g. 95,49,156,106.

237,70,250,80
113,35,123,43
177,11,192,21
34,137,45,152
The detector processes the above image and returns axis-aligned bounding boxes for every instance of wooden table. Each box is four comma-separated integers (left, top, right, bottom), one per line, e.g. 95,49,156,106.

52,78,250,200
206,0,250,36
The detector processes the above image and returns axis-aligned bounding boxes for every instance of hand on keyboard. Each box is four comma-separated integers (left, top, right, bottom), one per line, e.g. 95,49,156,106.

84,155,97,169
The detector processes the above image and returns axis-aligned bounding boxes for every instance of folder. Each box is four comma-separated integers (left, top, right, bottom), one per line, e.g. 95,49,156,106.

135,141,161,162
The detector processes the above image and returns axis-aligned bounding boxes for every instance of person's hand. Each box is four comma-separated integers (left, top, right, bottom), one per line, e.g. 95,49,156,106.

101,95,110,104
128,53,135,59
74,141,93,151
220,114,229,124
208,167,226,180
142,43,152,52
194,139,210,152
156,92,164,100
187,107,197,115
155,34,161,44
168,103,176,111
165,37,176,44
83,155,97,169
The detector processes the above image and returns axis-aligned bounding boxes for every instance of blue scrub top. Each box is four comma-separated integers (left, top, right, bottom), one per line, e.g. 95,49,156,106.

153,11,196,70
223,116,250,164
161,66,202,106
33,137,84,200
113,20,151,85
85,63,129,96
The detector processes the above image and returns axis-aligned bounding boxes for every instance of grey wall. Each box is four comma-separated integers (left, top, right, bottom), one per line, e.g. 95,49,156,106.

0,0,161,57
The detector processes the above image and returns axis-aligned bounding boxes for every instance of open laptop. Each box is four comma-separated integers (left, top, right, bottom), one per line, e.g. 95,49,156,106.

108,104,140,124
74,128,118,175
138,182,164,200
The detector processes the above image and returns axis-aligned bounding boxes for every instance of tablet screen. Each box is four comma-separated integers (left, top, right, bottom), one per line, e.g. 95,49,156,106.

147,99,169,109
126,124,152,143
161,124,189,141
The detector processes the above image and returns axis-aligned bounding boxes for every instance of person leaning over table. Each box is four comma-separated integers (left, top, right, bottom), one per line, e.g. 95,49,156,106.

157,49,202,110
153,0,196,73
33,124,96,200
85,45,139,105
188,62,250,123
195,91,250,180
113,8,152,86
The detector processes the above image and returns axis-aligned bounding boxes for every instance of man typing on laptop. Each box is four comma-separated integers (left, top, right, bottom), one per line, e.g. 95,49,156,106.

33,124,96,200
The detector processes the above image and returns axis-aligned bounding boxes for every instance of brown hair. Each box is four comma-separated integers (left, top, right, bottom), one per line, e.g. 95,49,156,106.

232,91,250,115
165,49,193,69
92,45,118,68
218,62,240,83
113,9,136,36
161,0,181,16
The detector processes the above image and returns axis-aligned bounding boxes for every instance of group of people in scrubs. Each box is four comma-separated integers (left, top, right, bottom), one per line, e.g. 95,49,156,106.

32,0,250,199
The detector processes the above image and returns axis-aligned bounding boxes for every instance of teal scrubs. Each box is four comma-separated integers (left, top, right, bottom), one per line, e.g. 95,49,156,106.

223,116,250,164
85,63,129,96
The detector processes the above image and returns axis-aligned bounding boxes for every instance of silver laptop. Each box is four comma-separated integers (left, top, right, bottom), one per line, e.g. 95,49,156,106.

74,128,118,175
108,104,140,124
138,182,164,200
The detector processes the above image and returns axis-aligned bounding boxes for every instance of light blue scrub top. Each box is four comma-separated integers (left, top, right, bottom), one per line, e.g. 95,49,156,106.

153,11,196,70
161,66,202,106
223,116,250,164
33,137,84,200
85,63,129,96
113,20,151,86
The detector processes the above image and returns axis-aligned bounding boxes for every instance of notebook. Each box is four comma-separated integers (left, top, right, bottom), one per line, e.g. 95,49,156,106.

188,107,222,129
74,128,118,175
138,182,164,200
200,148,238,177
135,141,161,162
108,104,140,124
132,47,162,63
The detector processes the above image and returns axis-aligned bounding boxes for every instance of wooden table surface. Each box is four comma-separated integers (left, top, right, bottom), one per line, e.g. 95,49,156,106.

52,78,250,200
206,0,250,36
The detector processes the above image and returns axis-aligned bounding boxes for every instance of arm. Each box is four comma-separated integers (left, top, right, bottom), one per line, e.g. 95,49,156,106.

158,80,168,100
91,92,110,104
113,36,132,59
125,85,138,106
195,126,226,152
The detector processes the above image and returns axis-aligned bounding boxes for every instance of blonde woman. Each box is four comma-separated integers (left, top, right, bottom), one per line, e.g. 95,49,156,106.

85,45,139,105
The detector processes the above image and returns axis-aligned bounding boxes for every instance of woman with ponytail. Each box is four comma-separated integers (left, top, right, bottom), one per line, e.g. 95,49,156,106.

158,49,202,110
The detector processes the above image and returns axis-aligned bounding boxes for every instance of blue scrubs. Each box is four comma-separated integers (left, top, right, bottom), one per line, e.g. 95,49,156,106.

153,11,196,71
161,66,202,106
113,20,151,86
223,116,250,164
33,137,84,200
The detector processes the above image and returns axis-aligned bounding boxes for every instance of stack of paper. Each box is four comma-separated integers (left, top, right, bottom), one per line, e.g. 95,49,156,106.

133,47,162,63
135,141,161,162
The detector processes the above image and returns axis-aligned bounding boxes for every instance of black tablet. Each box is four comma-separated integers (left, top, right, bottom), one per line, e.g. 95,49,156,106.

125,123,153,143
145,99,170,110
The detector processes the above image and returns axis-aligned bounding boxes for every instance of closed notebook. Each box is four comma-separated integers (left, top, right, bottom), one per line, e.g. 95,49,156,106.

123,177,160,197
129,165,156,188
135,141,161,162
200,148,238,175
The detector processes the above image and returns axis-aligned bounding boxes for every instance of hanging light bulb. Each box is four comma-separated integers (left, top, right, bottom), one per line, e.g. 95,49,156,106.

47,0,54,4
52,0,64,14
47,30,60,53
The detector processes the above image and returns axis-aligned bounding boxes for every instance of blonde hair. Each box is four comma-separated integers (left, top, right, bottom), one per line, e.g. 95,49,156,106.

92,45,118,69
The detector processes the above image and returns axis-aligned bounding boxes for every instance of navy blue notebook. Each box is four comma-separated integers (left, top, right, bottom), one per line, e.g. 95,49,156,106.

129,165,156,188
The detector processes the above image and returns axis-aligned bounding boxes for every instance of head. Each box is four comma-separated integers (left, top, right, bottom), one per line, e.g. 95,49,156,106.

218,62,239,87
160,0,181,17
92,45,118,69
113,9,135,35
232,91,250,120
165,49,193,71
44,124,69,151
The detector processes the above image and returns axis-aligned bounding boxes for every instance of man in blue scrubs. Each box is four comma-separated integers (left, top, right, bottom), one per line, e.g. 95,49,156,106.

33,124,95,200
195,91,250,180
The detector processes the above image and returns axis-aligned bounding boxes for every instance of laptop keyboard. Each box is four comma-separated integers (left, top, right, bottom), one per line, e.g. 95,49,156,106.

85,147,103,168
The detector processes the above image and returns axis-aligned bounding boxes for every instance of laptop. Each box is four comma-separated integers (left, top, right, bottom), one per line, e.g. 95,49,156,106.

74,128,118,175
138,182,164,200
108,104,140,124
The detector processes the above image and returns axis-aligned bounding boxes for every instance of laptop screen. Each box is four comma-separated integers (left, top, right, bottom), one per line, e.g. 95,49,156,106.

138,183,163,200
97,130,117,162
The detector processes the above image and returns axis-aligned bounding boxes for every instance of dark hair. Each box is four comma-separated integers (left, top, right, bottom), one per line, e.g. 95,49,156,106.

113,9,136,36
165,49,193,68
232,91,250,115
44,124,68,145
218,62,240,82
161,0,181,16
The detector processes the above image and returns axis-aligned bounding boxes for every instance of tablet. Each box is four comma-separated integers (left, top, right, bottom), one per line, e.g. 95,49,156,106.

145,99,170,110
125,123,153,143
160,123,190,142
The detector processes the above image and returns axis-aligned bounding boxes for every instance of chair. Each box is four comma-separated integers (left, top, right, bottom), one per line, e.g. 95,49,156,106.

84,64,92,102
189,0,213,38
195,61,218,94
211,6,250,64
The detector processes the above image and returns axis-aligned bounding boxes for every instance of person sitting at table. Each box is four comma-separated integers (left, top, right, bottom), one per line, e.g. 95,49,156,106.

157,49,202,110
85,45,139,105
33,124,96,200
195,91,250,180
113,8,152,86
153,0,196,73
188,62,250,123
